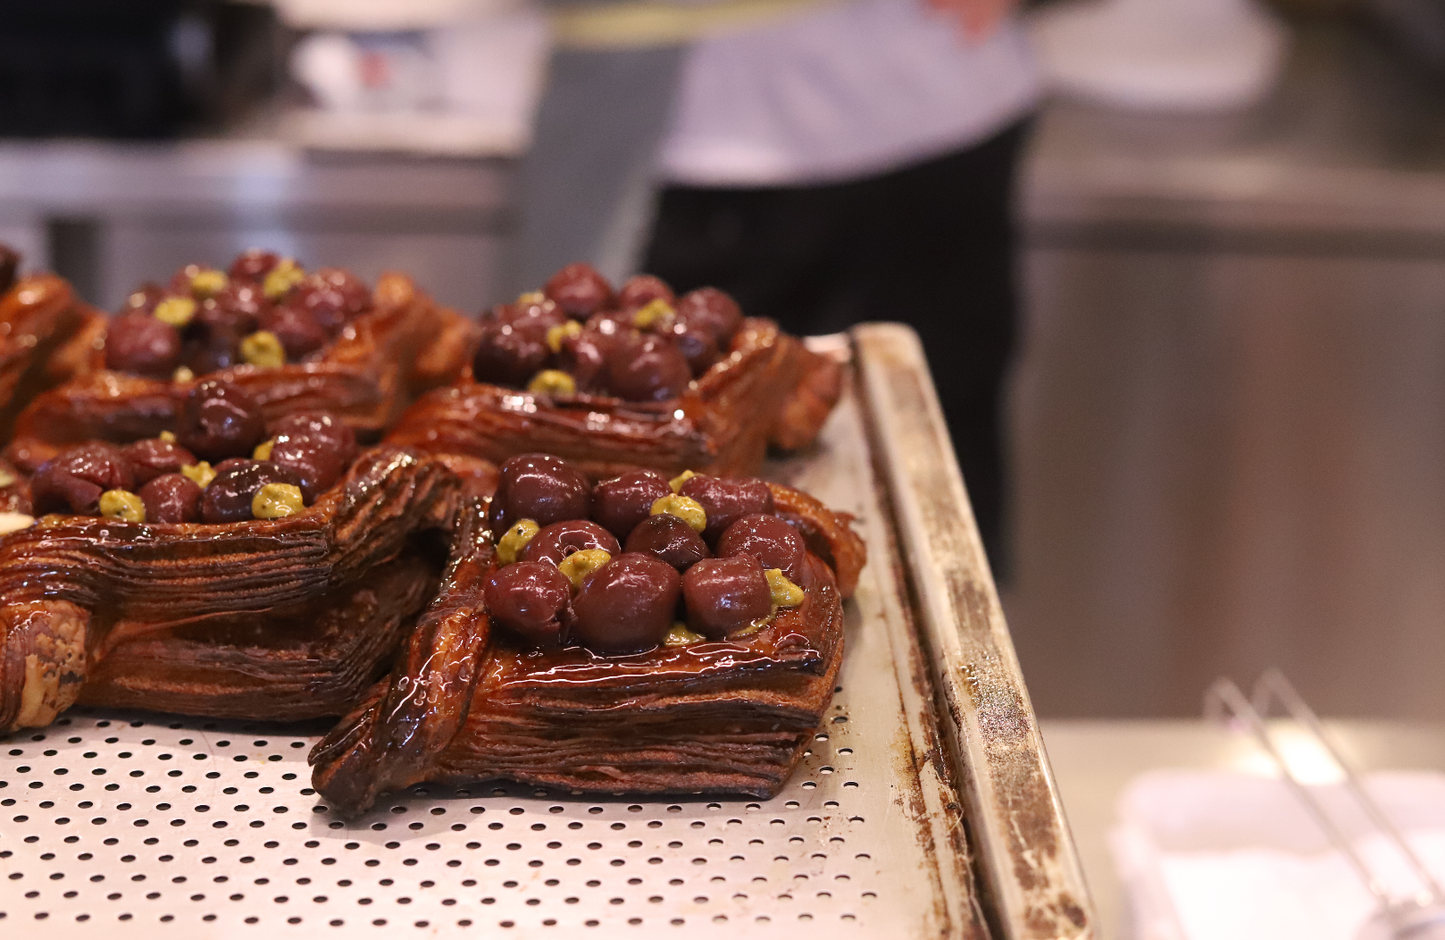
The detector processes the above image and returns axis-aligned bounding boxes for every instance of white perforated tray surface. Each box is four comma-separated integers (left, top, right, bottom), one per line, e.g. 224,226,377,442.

0,384,975,939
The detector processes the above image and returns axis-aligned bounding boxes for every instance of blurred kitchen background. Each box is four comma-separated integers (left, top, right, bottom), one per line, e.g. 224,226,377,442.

6,0,1445,720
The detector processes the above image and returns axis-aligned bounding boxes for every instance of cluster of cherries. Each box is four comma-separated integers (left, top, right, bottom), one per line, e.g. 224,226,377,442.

29,380,356,525
105,249,372,382
484,454,810,655
472,263,745,403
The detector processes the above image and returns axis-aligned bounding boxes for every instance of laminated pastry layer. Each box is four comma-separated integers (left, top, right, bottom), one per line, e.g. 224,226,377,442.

80,553,439,720
310,485,858,818
430,553,845,798
387,319,842,479
0,445,461,732
11,273,476,446
0,273,106,445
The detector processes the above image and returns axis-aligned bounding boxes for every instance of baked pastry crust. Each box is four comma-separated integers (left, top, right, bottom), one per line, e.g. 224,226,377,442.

11,272,476,447
0,273,106,445
387,318,843,480
310,481,865,817
0,445,462,733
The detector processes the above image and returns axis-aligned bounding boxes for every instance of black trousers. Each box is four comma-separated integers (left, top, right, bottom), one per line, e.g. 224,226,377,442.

643,119,1031,575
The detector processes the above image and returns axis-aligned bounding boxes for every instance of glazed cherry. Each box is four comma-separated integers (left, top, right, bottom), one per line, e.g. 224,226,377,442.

105,312,182,379
617,274,674,311
229,249,281,281
583,310,631,338
624,513,711,572
590,469,672,539
167,263,205,296
267,432,347,503
31,443,137,516
120,438,198,486
681,554,772,639
716,513,806,581
556,331,610,392
520,520,620,567
295,268,370,334
494,297,568,333
267,411,357,464
201,459,302,523
259,303,326,359
544,263,613,319
668,321,720,376
488,454,592,534
472,319,552,388
211,281,269,323
184,301,253,374
603,332,692,402
485,561,575,646
571,553,681,654
138,473,203,524
176,379,267,462
677,287,742,345
678,474,775,543
122,283,167,315
204,291,262,334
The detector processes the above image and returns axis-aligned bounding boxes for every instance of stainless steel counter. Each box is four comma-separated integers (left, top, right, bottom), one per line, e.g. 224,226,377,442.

0,139,513,310
1011,24,1445,720
1024,23,1445,239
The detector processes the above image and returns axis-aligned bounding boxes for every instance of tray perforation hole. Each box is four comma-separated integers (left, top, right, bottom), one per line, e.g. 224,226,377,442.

0,693,885,931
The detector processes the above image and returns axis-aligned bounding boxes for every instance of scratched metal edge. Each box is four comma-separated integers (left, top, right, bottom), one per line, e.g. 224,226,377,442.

841,334,990,940
850,323,1095,940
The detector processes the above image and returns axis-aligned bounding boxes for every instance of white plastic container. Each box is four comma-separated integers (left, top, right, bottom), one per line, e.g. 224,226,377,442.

1110,769,1445,940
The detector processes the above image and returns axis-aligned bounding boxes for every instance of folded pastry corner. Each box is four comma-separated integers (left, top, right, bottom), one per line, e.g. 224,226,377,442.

0,254,107,445
0,444,465,733
769,345,845,452
311,454,865,818
311,498,495,814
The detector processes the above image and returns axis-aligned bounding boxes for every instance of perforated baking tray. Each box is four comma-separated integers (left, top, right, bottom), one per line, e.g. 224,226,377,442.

0,325,1093,939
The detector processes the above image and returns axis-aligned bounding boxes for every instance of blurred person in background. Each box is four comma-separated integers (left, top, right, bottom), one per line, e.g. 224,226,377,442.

508,0,1038,572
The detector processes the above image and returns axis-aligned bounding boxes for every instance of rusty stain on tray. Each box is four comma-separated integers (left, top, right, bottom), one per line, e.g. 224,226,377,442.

852,346,990,939
855,324,1093,940
899,610,990,938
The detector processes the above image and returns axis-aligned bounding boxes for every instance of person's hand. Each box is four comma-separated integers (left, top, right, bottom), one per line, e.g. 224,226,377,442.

923,0,1017,41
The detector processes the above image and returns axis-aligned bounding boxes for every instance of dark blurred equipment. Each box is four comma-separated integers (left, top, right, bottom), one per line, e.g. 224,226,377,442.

0,245,17,296
0,0,280,138
645,121,1031,576
1366,0,1445,74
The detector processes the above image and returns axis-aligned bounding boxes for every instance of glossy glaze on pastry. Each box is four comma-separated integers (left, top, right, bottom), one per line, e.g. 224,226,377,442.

0,246,107,444
11,250,477,447
387,264,843,479
0,391,469,733
310,453,865,816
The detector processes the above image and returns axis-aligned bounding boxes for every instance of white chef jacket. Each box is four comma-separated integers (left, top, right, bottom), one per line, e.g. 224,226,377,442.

655,0,1041,186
